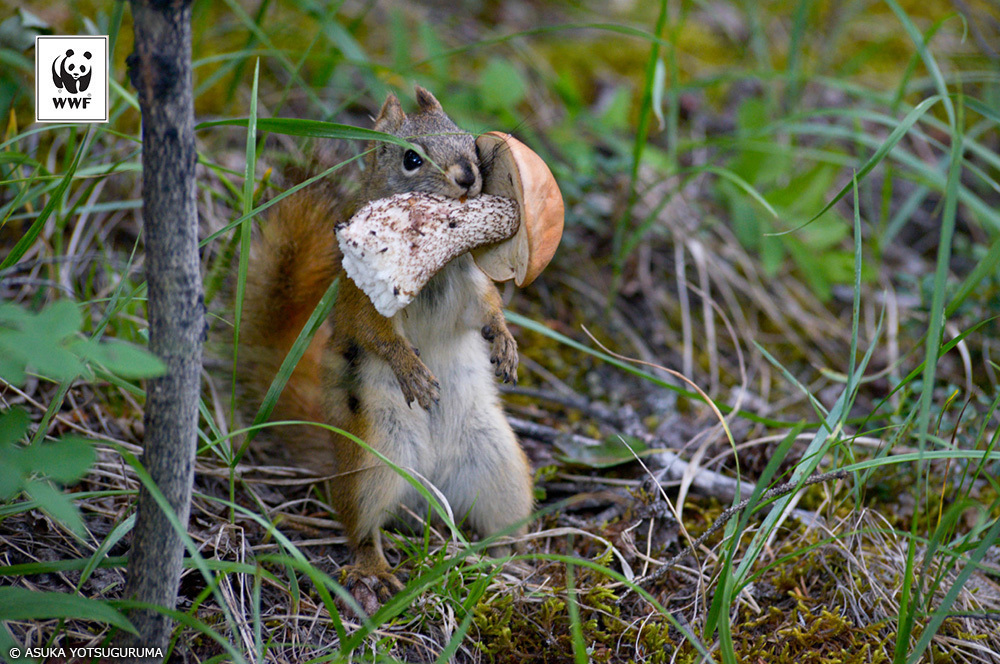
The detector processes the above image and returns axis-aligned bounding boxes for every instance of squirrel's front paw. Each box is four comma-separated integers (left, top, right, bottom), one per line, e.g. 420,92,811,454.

395,357,440,410
483,324,518,384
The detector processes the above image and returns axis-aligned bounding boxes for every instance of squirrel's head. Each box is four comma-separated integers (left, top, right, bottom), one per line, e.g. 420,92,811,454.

361,86,482,202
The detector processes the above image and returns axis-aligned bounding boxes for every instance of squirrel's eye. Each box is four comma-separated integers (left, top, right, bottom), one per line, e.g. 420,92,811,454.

402,149,423,172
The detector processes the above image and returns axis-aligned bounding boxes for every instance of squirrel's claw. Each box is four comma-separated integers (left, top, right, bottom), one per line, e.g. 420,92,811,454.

486,326,519,384
396,359,440,410
339,564,406,616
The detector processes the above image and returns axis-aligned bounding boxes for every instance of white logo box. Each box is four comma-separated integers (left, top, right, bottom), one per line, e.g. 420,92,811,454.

35,35,109,123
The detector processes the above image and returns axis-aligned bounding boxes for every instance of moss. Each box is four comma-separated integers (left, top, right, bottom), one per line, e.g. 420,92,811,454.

472,594,518,658
724,604,894,663
472,565,685,662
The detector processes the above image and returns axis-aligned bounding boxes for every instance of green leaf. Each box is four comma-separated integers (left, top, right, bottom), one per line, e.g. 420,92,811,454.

905,516,1000,664
0,302,164,385
818,250,868,284
231,58,262,437
598,87,632,132
705,166,780,221
786,237,833,301
0,354,26,386
20,436,95,484
388,8,410,72
723,187,762,251
72,338,167,379
728,98,781,180
0,462,23,501
478,58,527,112
0,587,136,633
801,215,849,250
35,299,83,341
0,8,50,52
0,301,89,383
767,163,840,216
417,20,447,80
0,302,32,325
773,95,943,235
965,96,1000,125
760,234,786,276
23,479,86,536
0,329,86,382
77,515,135,589
319,15,368,63
737,96,770,133
554,436,653,469
0,407,30,447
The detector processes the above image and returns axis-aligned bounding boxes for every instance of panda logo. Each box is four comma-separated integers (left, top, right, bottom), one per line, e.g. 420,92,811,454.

51,48,93,94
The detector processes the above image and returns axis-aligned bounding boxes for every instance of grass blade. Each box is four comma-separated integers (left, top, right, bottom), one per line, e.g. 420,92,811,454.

237,277,341,456
612,0,670,268
769,95,941,235
0,587,136,634
565,561,588,664
905,515,1000,664
196,117,416,148
0,128,92,271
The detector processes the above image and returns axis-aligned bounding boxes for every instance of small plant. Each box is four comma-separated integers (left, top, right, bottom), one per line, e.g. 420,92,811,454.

0,301,165,386
0,407,94,536
0,299,164,534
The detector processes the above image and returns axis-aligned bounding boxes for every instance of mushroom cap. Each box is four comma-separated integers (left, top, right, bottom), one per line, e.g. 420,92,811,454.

472,131,564,286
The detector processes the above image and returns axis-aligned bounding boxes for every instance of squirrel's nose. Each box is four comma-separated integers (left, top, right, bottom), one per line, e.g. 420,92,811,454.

454,162,479,190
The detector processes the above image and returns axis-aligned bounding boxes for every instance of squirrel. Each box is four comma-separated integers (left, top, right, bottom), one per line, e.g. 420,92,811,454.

237,86,534,603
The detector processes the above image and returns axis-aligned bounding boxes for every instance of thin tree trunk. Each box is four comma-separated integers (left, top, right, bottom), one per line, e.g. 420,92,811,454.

120,0,202,658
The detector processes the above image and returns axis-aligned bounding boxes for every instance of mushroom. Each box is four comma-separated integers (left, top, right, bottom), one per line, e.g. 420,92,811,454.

336,132,564,317
472,131,564,287
337,192,520,317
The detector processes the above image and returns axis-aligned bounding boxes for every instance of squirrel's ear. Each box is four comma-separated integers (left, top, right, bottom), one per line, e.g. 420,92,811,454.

374,93,405,132
414,86,443,113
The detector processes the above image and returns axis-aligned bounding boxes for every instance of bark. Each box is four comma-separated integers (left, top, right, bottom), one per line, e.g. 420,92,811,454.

120,0,202,658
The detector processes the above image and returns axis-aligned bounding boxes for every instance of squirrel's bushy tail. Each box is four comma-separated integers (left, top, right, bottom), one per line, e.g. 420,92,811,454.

237,187,343,470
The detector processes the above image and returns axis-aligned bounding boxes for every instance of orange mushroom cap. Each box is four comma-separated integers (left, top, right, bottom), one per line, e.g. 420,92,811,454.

472,131,564,287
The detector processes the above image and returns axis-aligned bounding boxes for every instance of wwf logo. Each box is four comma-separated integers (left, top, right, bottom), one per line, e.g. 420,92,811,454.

35,35,108,123
52,48,93,94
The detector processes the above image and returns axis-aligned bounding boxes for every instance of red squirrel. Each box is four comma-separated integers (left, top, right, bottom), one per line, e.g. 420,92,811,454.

238,87,534,603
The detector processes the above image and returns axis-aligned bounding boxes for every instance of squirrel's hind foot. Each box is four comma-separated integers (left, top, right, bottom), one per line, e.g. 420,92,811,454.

338,535,405,615
339,563,406,616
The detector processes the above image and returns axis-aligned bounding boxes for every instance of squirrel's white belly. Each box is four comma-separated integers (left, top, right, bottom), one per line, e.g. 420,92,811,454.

361,254,514,520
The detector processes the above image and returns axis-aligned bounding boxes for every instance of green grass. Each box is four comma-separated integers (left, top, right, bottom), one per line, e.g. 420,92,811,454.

2,0,999,662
